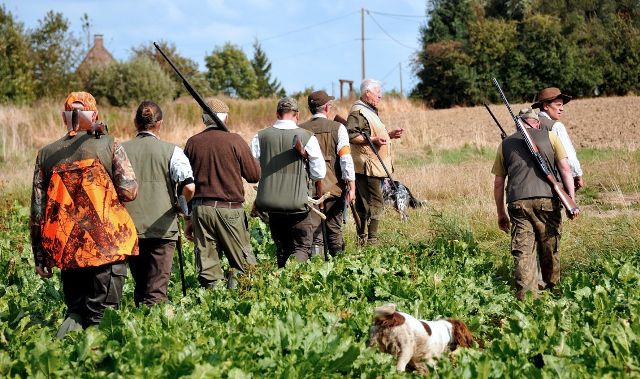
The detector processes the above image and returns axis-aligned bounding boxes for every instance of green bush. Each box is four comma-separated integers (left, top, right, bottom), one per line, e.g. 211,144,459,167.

84,56,176,107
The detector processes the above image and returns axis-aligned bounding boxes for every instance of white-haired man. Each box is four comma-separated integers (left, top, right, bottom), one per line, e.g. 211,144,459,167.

347,79,403,245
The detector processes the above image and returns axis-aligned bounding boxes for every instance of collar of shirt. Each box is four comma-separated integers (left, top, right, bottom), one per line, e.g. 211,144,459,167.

312,113,327,119
137,131,158,138
273,119,298,129
538,111,551,119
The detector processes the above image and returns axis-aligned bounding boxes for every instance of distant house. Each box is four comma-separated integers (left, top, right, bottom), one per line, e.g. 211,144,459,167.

76,34,115,74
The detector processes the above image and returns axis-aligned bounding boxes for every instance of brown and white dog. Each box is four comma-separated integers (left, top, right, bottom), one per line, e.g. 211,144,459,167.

368,303,473,374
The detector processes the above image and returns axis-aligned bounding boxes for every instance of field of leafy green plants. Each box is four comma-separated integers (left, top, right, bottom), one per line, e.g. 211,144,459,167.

1,197,639,378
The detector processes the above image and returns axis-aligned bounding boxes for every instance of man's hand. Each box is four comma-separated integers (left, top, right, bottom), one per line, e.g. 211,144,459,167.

35,264,53,279
346,183,356,204
371,136,388,147
574,176,584,191
498,213,510,233
389,128,404,139
184,219,194,241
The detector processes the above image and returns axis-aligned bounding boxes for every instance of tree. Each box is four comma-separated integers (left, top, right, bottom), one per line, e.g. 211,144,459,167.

251,40,282,98
0,6,35,103
85,56,176,106
131,40,212,98
29,11,81,99
205,42,258,99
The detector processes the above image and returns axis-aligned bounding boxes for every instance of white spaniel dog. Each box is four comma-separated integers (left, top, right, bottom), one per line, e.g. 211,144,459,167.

368,303,473,374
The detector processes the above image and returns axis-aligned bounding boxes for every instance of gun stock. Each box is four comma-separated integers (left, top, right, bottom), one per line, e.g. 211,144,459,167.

492,78,579,219
153,42,228,132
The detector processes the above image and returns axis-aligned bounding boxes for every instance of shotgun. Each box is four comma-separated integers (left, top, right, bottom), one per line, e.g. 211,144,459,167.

153,42,228,132
492,78,579,219
483,103,508,140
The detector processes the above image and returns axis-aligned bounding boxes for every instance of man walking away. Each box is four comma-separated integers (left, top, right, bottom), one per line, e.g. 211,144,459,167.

30,91,138,337
123,100,195,305
299,90,356,256
251,97,326,267
184,99,261,289
492,108,578,300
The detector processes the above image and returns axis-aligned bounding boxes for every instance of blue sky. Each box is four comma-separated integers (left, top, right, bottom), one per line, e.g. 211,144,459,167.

4,0,427,96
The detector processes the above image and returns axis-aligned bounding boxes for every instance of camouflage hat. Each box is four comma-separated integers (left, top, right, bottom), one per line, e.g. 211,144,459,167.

518,107,539,121
205,98,229,113
277,97,299,114
64,91,97,111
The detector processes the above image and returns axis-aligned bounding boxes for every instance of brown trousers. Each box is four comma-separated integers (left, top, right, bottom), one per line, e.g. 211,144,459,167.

268,211,315,268
310,196,345,254
508,198,562,300
355,174,384,239
128,238,176,306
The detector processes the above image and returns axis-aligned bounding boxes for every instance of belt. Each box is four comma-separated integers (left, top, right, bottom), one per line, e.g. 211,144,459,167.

194,198,244,209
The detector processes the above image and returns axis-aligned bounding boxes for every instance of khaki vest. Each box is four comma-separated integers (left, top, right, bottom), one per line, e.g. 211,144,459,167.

350,100,392,177
255,127,312,213
299,116,342,197
122,134,178,240
502,129,559,203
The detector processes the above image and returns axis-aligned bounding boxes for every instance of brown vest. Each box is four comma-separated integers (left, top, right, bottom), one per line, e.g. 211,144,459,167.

538,115,556,132
299,116,343,197
502,129,559,203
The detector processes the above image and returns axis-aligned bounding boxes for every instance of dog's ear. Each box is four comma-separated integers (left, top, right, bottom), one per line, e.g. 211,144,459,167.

448,319,473,349
374,303,396,317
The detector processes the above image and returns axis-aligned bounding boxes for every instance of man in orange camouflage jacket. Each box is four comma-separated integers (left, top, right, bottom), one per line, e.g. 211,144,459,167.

29,91,138,337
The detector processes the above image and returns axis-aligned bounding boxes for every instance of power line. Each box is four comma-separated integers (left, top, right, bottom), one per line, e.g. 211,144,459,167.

252,10,359,45
366,11,416,50
285,39,358,59
367,10,425,19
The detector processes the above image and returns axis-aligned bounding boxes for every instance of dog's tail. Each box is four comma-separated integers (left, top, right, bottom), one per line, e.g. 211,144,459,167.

448,319,474,349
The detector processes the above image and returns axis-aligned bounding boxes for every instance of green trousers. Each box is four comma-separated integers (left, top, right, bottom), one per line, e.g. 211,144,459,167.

508,198,562,300
192,205,257,286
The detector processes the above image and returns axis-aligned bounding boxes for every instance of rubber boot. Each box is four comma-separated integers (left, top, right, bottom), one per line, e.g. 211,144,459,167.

56,312,83,339
226,269,239,290
367,219,379,245
310,244,323,257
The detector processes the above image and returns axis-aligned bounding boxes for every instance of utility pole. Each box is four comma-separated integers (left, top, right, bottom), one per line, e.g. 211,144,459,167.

331,81,335,97
399,63,403,97
361,7,366,81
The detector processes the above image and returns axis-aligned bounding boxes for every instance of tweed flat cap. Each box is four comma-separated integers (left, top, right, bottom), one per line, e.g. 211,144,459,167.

205,98,229,113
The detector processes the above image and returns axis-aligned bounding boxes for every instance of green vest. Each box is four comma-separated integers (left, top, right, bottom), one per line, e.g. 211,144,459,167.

502,129,559,203
122,134,178,240
299,117,342,197
255,126,312,212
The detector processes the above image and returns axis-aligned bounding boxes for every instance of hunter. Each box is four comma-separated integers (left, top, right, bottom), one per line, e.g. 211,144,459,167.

347,79,403,245
30,91,138,337
184,99,261,289
251,97,326,267
299,90,356,256
122,100,195,305
492,108,578,300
